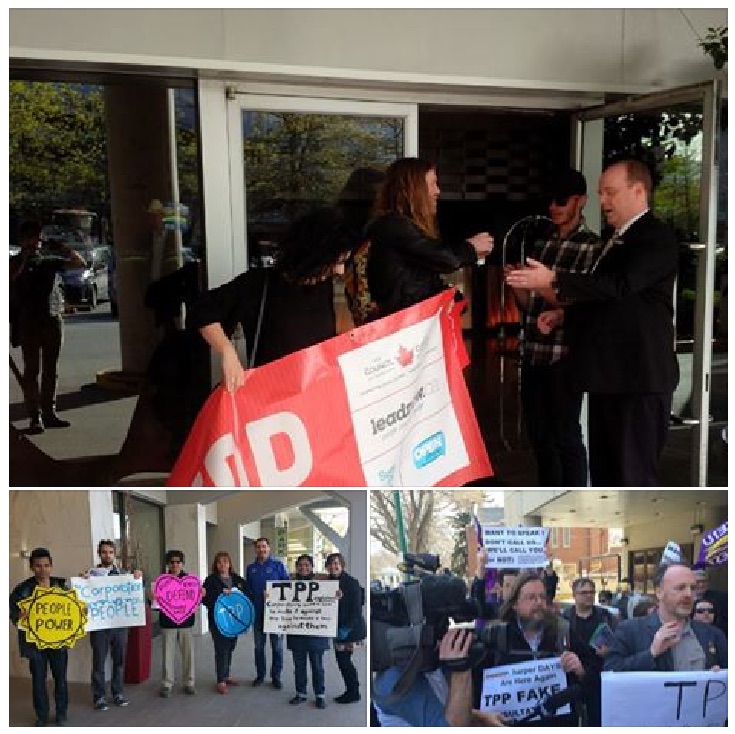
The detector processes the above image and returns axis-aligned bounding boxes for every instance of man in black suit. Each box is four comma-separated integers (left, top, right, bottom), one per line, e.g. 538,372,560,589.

506,159,679,486
604,563,727,673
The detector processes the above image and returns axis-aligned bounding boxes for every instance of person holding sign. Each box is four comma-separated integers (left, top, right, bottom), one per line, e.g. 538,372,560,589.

561,577,617,726
326,552,366,704
202,551,252,694
285,554,333,709
604,562,727,673
9,547,70,727
84,539,142,712
155,550,202,698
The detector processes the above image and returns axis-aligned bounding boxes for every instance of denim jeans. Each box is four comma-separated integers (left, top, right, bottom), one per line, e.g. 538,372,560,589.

90,628,128,702
211,629,238,684
292,649,325,696
253,627,283,682
27,647,68,722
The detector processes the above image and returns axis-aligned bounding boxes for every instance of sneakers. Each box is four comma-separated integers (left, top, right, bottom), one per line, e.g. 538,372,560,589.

252,678,264,687
159,687,172,698
28,417,44,434
113,695,129,707
183,685,196,695
224,678,239,686
289,694,307,705
55,713,67,726
43,413,71,429
316,697,327,710
216,682,228,694
334,692,361,704
94,699,109,712
272,679,283,690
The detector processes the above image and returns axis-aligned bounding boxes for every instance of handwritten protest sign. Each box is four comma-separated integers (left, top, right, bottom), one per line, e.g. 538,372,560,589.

153,574,202,624
698,520,728,567
601,670,727,727
70,574,145,631
263,580,338,637
481,527,550,568
17,587,87,649
167,290,492,487
214,589,255,637
480,657,569,719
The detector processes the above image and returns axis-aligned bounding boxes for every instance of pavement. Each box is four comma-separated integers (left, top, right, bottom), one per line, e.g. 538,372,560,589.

9,629,368,727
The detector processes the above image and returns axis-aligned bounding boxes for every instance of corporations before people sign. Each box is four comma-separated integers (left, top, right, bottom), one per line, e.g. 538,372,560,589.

70,574,146,631
263,579,339,637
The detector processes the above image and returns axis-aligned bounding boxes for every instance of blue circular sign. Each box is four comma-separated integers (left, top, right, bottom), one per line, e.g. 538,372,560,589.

214,589,255,637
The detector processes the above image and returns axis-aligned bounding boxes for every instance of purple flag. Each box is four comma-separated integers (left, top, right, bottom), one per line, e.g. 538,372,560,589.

697,521,728,567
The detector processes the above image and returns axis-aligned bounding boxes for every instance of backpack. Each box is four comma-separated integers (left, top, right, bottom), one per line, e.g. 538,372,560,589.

344,239,380,326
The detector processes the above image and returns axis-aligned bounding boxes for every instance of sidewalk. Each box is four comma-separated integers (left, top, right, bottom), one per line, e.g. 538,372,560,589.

10,630,368,727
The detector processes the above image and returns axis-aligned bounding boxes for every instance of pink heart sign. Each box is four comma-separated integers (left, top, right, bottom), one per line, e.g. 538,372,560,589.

154,574,202,624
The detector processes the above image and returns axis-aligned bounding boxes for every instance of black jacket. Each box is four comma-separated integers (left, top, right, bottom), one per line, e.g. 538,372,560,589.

201,572,251,634
366,213,477,316
604,613,728,672
332,571,365,643
559,211,679,394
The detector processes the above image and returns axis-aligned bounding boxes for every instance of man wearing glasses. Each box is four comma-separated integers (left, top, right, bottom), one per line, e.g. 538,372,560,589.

562,578,617,726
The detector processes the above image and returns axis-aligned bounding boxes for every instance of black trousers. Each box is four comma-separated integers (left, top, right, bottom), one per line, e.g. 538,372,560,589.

335,649,359,696
27,647,68,723
588,392,671,486
90,628,128,702
521,360,588,487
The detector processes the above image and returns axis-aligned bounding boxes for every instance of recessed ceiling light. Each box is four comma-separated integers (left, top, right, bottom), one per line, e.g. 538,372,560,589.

651,498,660,503
569,509,576,513
614,511,621,515
600,495,609,499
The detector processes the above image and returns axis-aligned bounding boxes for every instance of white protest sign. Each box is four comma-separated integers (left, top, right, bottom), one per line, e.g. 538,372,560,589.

662,540,683,564
70,574,146,631
482,526,550,568
263,579,338,637
480,657,569,720
601,670,727,727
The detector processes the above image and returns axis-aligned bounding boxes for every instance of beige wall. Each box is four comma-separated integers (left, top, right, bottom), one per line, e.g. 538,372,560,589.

10,9,726,91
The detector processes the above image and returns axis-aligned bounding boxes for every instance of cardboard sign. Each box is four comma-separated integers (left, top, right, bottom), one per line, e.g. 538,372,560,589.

482,526,550,568
70,574,146,631
601,670,727,727
263,580,338,637
698,521,728,566
214,588,255,637
167,290,492,487
153,574,201,624
480,657,569,719
17,586,87,649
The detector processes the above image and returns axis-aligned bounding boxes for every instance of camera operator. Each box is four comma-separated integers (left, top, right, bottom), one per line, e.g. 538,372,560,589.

372,627,506,726
481,572,583,726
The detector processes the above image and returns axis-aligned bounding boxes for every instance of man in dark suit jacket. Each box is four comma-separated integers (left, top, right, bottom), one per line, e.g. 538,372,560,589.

604,563,727,673
506,159,678,486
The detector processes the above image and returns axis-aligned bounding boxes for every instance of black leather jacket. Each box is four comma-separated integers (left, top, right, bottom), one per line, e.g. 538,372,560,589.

366,213,477,316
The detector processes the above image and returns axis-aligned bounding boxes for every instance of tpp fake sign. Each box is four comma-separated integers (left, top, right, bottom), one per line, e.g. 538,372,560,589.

263,580,339,637
480,657,569,719
482,526,550,568
153,574,202,625
167,290,491,487
601,670,727,727
70,575,146,632
17,586,87,650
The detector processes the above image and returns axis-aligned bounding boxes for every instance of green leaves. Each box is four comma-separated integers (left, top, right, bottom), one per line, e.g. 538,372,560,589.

699,26,728,70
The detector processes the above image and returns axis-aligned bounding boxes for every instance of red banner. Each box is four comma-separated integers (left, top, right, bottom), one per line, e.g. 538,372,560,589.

167,290,492,487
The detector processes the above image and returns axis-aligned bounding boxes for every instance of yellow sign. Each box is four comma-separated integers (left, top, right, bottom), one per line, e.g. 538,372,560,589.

17,586,88,650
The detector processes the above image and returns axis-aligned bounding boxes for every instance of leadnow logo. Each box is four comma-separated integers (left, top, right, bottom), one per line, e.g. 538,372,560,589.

377,466,397,485
370,386,425,435
413,431,446,469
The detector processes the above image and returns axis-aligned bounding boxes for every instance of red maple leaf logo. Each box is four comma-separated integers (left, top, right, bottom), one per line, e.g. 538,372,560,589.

397,345,414,367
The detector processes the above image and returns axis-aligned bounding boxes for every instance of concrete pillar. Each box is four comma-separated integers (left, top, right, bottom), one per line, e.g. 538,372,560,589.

104,85,174,375
343,490,368,589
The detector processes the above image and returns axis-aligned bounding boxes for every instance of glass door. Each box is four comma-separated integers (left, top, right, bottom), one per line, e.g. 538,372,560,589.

574,81,724,486
226,94,417,329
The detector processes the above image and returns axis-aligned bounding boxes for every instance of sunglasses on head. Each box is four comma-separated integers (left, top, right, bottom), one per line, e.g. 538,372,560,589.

695,606,715,613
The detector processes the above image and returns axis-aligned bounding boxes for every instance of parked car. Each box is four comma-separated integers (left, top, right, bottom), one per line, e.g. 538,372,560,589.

61,244,111,309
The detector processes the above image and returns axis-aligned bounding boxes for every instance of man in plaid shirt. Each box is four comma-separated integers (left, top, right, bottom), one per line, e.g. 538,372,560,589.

506,169,601,486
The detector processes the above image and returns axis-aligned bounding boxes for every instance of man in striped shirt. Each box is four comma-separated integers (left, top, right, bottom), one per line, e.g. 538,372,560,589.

506,169,601,486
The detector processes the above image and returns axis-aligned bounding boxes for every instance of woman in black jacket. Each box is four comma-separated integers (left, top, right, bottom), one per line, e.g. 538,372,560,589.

325,552,365,704
201,551,251,694
366,157,493,317
189,207,355,393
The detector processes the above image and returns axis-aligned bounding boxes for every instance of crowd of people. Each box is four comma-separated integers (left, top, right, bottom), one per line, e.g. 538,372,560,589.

372,558,728,727
9,539,365,727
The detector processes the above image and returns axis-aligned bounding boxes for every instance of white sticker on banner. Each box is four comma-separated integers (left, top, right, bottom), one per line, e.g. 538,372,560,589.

338,312,468,486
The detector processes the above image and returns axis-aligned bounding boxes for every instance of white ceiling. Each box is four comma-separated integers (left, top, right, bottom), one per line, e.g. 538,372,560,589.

532,490,728,528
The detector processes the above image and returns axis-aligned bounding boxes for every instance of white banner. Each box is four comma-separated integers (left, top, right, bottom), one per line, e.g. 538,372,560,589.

480,657,569,719
482,526,550,568
70,574,146,631
263,580,338,637
601,670,727,727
